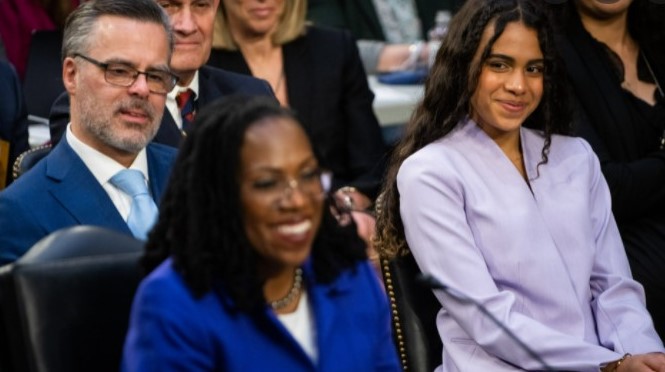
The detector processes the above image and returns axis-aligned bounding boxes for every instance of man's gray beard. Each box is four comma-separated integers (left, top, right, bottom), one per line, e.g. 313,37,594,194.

78,97,160,154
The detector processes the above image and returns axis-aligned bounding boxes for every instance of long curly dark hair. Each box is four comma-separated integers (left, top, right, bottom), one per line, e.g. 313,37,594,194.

375,0,571,258
142,95,366,310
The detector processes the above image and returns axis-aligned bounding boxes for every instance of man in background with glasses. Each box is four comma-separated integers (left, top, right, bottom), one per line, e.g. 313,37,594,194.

0,0,178,264
49,0,274,147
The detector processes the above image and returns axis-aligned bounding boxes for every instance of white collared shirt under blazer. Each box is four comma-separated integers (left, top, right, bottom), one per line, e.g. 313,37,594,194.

397,118,664,371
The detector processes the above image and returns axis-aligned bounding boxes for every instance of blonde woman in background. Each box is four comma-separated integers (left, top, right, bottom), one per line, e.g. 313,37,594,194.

207,0,387,262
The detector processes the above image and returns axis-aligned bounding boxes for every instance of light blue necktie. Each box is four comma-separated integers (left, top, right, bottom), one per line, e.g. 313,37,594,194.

109,169,158,240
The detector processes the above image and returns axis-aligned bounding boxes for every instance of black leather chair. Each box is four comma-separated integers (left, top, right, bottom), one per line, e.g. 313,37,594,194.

380,253,443,371
0,226,144,372
11,144,52,181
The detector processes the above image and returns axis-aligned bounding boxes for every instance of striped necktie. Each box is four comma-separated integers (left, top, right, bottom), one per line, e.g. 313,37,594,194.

176,89,196,129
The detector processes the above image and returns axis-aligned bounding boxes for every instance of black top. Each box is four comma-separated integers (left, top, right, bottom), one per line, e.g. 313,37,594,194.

559,11,665,223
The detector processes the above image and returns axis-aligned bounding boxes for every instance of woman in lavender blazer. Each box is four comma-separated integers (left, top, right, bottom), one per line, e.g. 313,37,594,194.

376,0,665,371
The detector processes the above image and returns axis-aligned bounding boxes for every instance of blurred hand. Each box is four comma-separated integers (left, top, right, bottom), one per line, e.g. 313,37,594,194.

351,210,383,283
604,353,665,372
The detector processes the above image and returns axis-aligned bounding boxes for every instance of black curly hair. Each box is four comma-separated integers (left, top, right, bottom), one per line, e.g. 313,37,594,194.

142,95,366,310
375,0,572,258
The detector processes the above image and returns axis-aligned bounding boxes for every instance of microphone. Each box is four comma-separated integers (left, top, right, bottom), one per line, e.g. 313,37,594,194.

417,273,554,371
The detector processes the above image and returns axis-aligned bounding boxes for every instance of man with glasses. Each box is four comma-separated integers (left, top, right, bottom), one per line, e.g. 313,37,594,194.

0,0,179,264
49,0,274,147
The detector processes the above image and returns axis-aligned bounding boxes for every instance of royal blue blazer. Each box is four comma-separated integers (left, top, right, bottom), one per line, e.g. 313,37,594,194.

122,258,401,371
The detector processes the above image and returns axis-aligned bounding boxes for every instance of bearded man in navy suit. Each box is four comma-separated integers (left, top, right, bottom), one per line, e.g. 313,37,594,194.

49,0,273,147
0,0,180,265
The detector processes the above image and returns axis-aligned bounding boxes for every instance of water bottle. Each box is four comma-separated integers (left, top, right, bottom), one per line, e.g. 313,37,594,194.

427,10,451,67
428,10,452,42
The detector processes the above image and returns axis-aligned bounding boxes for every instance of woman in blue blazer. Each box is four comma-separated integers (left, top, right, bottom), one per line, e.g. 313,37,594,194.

121,96,400,371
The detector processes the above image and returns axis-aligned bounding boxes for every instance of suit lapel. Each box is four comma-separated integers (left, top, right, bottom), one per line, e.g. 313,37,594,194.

197,67,222,107
154,109,183,148
45,140,131,234
146,144,173,204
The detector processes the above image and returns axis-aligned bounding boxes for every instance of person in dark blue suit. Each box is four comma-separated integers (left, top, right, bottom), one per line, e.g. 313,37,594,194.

0,0,179,265
0,60,29,187
122,96,400,371
49,0,274,147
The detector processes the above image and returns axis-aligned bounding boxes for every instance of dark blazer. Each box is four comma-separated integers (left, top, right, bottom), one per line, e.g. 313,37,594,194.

122,258,400,371
208,26,386,197
0,138,177,265
0,60,29,185
306,0,464,40
49,65,274,147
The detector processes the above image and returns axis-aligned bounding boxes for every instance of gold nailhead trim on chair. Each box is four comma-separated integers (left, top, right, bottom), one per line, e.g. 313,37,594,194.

381,257,409,370
11,144,51,181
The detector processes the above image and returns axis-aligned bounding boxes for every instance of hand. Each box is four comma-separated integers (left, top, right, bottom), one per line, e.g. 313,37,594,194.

333,187,372,212
350,210,383,283
605,353,665,372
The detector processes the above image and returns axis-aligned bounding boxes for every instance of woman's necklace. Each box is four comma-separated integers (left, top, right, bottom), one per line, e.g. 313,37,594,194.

270,268,303,310
642,52,664,100
639,52,665,150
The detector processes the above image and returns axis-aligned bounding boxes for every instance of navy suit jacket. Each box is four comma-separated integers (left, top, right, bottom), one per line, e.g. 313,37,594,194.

49,65,274,147
122,258,401,371
0,138,177,265
208,26,387,198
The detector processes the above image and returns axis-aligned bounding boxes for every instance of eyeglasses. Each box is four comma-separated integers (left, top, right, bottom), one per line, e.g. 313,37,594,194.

73,53,179,94
251,168,332,204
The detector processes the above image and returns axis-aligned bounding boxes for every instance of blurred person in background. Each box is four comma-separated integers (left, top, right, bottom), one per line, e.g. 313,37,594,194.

208,0,387,261
306,0,465,74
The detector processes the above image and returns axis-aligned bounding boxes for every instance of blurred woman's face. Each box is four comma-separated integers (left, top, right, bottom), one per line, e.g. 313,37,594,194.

222,0,285,38
239,117,324,271
470,21,544,141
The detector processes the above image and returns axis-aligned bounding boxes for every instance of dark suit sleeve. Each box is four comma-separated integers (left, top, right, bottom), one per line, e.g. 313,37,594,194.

336,30,387,199
0,61,30,185
48,91,70,146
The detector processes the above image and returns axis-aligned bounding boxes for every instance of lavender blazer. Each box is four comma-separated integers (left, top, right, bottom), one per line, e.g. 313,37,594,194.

397,118,664,371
